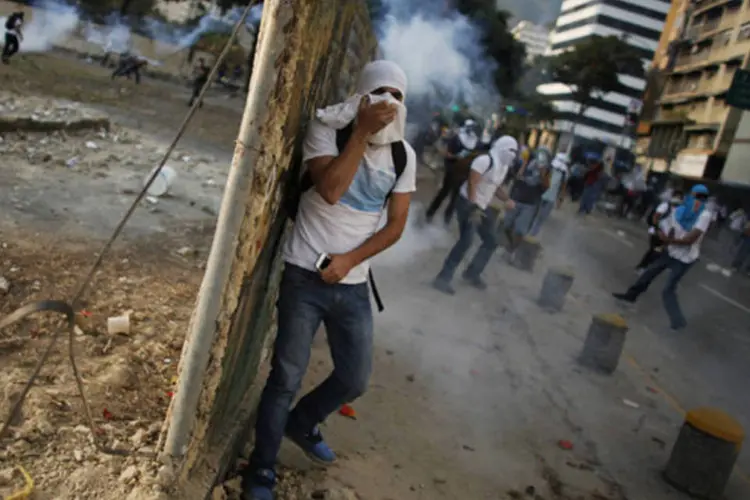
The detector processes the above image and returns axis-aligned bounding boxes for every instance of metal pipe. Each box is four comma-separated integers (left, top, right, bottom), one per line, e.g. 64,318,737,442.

163,0,288,458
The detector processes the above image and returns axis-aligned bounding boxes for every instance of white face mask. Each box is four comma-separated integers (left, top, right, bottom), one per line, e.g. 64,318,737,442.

366,93,407,145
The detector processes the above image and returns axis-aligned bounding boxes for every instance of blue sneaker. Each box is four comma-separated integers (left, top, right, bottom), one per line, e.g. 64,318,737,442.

241,468,276,500
285,425,337,464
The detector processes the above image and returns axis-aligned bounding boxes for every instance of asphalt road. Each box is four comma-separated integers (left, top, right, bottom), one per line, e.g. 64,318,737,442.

540,205,750,485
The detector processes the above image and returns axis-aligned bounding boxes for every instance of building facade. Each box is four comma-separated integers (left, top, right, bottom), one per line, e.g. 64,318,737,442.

646,0,750,183
536,0,670,149
511,21,550,61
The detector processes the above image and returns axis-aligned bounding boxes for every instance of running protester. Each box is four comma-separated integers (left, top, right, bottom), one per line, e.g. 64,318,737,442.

613,185,712,330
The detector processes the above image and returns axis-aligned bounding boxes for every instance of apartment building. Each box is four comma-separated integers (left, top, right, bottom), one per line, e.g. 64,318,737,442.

511,21,550,61
536,0,669,150
646,0,750,181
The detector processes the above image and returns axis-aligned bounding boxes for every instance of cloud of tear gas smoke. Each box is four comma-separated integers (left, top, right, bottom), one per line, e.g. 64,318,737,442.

373,203,454,268
0,0,78,53
376,0,500,121
3,0,262,62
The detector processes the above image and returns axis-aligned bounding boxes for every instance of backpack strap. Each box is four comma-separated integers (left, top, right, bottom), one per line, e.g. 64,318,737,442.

334,121,407,314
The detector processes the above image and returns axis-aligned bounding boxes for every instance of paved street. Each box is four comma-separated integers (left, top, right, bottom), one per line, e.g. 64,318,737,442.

282,191,750,499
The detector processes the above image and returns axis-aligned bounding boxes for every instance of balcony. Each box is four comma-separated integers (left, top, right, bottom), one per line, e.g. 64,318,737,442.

692,0,737,15
672,37,750,71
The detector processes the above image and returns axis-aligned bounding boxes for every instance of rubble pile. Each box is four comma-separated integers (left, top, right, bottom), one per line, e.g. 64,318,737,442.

0,92,110,133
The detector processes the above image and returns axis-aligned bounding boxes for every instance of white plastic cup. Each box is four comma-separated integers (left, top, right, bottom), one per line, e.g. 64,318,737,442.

107,314,131,335
144,166,177,197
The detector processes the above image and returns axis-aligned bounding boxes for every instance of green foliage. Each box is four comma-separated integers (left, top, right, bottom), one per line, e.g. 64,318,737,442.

548,35,645,113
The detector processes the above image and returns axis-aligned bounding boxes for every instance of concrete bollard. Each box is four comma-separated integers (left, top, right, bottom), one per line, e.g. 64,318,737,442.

538,267,575,312
578,313,628,374
514,236,541,272
664,407,745,499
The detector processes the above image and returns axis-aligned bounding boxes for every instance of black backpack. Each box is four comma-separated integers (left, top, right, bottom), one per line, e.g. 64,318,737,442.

284,121,407,312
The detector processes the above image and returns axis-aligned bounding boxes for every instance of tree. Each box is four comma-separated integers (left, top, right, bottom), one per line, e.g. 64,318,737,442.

548,35,645,135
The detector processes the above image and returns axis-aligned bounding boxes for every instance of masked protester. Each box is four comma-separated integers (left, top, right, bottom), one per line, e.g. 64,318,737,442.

242,61,416,500
613,185,712,330
635,190,684,273
504,147,551,257
425,118,479,225
432,136,517,294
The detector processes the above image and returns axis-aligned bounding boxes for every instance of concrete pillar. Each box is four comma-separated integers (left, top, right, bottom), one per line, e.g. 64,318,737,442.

514,236,541,272
538,267,574,312
664,408,745,499
578,313,628,374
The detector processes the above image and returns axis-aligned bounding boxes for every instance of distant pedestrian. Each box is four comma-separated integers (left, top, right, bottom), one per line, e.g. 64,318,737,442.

530,152,568,236
635,190,683,273
2,11,24,64
189,58,210,107
578,158,604,215
613,185,712,330
432,136,518,294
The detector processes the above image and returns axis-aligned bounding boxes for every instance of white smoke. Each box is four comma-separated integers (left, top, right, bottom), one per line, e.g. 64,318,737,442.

0,1,78,53
374,204,454,267
377,0,500,115
1,1,263,62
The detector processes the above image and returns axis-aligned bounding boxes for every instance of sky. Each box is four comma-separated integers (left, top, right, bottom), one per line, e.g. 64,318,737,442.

496,0,563,25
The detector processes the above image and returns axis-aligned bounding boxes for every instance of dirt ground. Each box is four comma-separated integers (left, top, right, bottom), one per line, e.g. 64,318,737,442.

0,52,238,499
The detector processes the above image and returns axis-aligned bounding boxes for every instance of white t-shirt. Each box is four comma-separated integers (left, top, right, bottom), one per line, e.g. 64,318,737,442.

648,201,670,235
283,119,417,284
666,210,712,264
459,154,509,209
6,17,22,36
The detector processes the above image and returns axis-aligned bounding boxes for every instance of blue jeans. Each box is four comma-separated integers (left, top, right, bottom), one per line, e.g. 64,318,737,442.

530,199,555,236
249,264,373,471
437,195,500,282
731,235,750,271
625,253,693,329
504,201,537,236
578,185,599,214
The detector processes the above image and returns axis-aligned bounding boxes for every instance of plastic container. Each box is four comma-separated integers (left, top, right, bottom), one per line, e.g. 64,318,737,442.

144,165,177,197
107,314,131,335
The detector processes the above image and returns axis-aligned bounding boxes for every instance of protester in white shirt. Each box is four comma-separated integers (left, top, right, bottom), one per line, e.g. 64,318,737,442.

613,185,711,330
243,60,417,500
635,190,683,272
433,136,517,294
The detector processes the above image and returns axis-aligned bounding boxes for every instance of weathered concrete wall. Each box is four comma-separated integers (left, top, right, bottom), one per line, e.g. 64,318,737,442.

171,1,376,496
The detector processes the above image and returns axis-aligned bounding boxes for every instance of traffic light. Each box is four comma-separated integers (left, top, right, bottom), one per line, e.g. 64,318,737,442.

505,105,515,113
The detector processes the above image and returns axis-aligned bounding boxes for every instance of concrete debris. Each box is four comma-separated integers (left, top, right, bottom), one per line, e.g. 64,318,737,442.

118,465,139,484
0,276,9,294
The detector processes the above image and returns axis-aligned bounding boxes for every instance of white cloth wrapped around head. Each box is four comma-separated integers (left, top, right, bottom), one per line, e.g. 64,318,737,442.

458,119,479,150
490,135,519,168
315,60,409,145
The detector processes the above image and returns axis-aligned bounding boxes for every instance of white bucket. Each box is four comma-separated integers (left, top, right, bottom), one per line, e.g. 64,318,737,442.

144,166,177,197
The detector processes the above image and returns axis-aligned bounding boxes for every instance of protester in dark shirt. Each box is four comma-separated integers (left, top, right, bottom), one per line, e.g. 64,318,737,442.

189,59,210,107
2,12,24,64
425,119,479,225
503,147,551,257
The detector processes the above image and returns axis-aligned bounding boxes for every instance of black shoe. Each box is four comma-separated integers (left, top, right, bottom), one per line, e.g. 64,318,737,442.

612,292,636,303
462,272,487,290
432,277,455,295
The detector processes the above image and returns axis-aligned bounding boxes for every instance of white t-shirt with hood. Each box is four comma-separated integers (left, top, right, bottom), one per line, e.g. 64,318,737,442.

459,136,517,210
283,61,417,285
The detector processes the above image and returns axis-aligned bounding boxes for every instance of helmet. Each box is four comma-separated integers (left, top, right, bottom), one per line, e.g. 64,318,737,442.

691,184,709,196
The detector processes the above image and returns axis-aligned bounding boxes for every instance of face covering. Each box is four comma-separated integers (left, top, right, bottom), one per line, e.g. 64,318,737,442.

458,124,478,150
366,92,407,145
674,195,706,231
490,136,519,168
